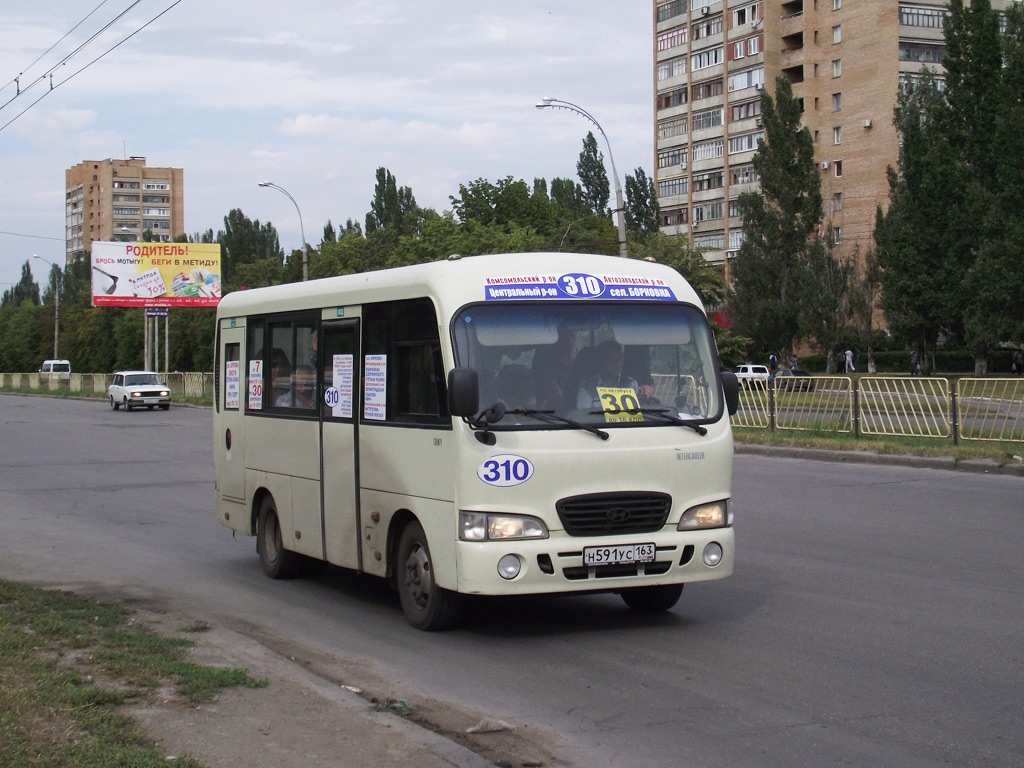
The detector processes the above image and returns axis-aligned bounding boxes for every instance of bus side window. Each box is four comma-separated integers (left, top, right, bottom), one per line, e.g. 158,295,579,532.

363,298,448,426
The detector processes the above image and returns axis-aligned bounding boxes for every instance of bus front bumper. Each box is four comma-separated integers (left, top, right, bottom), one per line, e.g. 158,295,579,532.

454,527,733,596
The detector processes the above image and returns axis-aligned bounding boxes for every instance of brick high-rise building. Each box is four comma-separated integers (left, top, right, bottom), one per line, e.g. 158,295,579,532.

653,0,1014,280
65,157,184,260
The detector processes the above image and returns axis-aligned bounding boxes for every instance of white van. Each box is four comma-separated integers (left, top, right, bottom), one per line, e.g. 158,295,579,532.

213,252,741,629
39,359,71,378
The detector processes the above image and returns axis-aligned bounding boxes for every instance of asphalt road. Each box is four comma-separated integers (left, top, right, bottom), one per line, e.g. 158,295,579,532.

1,394,1022,767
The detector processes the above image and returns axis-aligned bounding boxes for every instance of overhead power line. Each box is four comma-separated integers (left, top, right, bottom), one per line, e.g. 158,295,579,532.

0,0,183,133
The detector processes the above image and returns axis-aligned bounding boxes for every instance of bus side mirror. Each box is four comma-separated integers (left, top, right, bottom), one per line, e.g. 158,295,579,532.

721,371,739,416
447,368,480,417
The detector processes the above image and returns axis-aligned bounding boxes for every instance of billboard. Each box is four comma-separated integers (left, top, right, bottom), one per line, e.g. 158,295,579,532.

90,241,222,307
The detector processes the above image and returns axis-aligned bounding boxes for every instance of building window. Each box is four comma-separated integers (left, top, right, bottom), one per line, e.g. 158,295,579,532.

693,16,724,40
142,182,169,191
692,139,725,161
747,36,760,55
692,46,724,71
658,148,689,169
657,0,687,22
899,5,948,28
832,59,842,77
728,132,764,154
657,26,689,51
691,77,724,100
732,3,761,27
834,226,843,244
728,66,764,92
833,25,842,43
832,92,842,111
729,229,745,249
833,192,844,212
693,232,725,249
833,126,843,144
734,41,746,59
657,86,689,110
899,42,946,63
732,100,761,121
693,170,725,191
692,200,724,222
658,56,688,80
658,177,690,197
730,164,759,185
692,107,723,131
834,160,844,177
661,206,688,227
658,116,689,139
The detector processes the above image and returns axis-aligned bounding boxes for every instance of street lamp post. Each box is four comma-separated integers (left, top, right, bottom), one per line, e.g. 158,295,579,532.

33,254,60,359
535,97,628,258
258,181,309,281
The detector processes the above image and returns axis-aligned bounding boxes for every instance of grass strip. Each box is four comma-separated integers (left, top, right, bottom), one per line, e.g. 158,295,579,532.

0,580,265,768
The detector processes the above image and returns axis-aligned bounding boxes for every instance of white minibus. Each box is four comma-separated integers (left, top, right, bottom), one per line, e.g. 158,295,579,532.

213,252,740,629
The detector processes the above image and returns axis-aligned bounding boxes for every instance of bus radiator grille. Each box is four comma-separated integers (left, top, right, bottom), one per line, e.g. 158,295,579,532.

555,492,672,536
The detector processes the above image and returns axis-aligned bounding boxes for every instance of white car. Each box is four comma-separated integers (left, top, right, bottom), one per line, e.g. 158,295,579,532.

108,370,171,411
733,364,771,389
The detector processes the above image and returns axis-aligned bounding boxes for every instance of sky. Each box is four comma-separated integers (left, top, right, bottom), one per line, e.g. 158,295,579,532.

0,0,655,292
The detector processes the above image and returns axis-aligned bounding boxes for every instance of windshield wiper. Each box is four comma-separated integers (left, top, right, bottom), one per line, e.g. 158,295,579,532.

506,409,609,440
624,407,708,436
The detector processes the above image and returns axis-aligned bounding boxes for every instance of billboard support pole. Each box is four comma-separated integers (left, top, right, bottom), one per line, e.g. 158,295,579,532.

164,313,169,377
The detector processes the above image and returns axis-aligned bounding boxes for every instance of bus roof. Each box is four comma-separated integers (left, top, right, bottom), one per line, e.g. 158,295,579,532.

215,252,706,320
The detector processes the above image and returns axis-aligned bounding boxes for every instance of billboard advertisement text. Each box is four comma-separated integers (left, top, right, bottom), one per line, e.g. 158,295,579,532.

90,241,222,307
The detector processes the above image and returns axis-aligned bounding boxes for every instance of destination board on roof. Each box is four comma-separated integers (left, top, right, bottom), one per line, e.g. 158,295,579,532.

483,272,677,301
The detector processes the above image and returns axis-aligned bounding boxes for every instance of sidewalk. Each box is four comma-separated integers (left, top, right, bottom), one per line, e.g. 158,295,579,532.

128,612,509,768
734,441,1024,477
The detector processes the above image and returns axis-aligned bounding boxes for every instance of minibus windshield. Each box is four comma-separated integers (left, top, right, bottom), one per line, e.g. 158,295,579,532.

451,302,723,429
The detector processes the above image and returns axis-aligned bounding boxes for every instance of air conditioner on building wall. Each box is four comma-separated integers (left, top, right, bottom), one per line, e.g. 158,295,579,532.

680,161,688,170
820,161,830,170
755,118,763,127
701,6,709,15
863,119,872,128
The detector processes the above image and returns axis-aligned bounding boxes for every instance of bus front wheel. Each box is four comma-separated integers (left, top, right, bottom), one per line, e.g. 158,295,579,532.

396,521,463,631
257,496,303,579
620,583,684,612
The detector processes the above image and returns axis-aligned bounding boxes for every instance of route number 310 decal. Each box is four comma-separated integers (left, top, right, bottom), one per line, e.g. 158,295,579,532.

477,454,535,487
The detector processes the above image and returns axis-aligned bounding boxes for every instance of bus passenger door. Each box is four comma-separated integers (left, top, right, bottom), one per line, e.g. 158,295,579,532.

319,321,361,570
215,323,246,504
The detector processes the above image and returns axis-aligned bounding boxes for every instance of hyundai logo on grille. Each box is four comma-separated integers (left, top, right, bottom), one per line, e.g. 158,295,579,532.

606,508,631,523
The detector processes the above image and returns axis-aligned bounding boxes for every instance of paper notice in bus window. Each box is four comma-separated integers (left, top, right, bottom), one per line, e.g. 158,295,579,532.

248,359,264,410
333,354,353,418
225,360,240,409
363,354,387,420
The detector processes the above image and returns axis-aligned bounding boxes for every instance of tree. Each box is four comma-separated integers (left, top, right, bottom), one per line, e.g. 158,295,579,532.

624,168,659,237
365,167,417,234
729,76,822,359
218,209,284,290
1,261,40,308
576,132,609,216
875,0,1024,372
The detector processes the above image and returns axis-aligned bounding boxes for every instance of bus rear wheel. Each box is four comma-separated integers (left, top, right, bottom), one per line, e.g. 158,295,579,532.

620,583,684,612
257,496,303,579
396,521,463,631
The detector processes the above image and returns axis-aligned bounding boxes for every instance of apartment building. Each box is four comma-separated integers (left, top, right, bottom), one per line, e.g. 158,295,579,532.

653,0,1013,278
65,157,184,259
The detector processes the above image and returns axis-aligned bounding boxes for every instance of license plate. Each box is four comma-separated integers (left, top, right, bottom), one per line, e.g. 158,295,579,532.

144,398,160,404
582,543,656,566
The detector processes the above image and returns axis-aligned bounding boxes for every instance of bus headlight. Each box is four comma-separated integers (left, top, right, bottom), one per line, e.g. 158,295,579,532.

678,500,730,530
460,512,549,541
